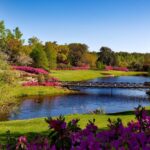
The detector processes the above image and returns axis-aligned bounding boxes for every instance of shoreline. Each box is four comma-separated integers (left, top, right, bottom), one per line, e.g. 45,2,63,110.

0,70,148,119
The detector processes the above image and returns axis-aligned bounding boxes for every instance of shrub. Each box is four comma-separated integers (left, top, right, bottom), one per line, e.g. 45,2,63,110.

22,81,61,87
105,66,128,71
96,61,105,70
13,66,49,74
37,74,45,83
30,43,49,70
89,108,105,114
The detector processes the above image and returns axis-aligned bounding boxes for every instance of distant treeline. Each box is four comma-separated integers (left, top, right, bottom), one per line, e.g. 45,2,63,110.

0,21,150,71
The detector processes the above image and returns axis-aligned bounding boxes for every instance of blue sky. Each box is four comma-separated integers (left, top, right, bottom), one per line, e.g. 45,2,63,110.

0,0,150,52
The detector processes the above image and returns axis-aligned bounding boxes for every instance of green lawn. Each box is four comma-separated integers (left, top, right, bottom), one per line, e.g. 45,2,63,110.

13,86,75,97
0,113,136,143
50,70,147,81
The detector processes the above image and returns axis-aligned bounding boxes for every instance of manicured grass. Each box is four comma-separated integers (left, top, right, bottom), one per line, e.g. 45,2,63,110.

0,113,135,143
51,70,103,81
13,86,75,97
51,70,147,81
0,107,149,143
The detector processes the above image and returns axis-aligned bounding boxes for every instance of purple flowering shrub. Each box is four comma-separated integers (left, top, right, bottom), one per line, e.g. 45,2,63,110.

1,106,150,149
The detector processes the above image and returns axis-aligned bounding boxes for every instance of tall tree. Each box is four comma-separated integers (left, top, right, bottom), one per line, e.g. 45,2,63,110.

13,27,23,40
44,42,57,69
97,47,117,66
68,43,88,66
30,44,48,70
28,36,40,46
57,45,69,64
81,52,97,68
0,21,6,51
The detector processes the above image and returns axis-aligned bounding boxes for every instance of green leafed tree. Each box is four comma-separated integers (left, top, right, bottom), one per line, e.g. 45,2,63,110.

0,21,7,51
44,42,57,69
30,43,49,70
13,27,23,40
97,47,117,66
68,43,88,66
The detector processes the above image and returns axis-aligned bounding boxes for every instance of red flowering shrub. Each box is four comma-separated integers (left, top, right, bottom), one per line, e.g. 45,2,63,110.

22,81,61,87
105,66,128,71
12,66,49,74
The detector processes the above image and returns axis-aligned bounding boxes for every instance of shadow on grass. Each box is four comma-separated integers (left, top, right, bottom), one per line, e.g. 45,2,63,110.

0,128,109,145
107,109,150,116
0,130,49,145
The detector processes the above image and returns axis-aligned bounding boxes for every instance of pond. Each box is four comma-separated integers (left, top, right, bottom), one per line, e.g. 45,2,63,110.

3,76,150,120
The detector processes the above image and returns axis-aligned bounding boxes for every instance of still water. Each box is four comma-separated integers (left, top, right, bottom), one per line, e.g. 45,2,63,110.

7,76,150,120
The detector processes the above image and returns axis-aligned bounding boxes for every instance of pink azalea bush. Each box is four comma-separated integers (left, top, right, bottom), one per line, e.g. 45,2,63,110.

2,105,150,150
22,76,60,87
12,66,49,74
105,66,129,71
22,81,61,87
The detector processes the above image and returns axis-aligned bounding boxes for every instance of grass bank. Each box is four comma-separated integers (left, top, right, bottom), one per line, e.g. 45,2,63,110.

0,113,135,143
51,70,147,81
0,107,149,143
0,85,75,115
13,86,75,97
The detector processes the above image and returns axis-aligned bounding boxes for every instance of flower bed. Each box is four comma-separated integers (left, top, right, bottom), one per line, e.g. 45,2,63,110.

2,106,150,149
12,66,49,74
22,81,61,87
105,66,129,71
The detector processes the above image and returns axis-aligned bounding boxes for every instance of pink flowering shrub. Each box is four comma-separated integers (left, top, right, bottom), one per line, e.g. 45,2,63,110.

12,66,49,74
22,81,61,87
1,106,150,149
105,66,129,71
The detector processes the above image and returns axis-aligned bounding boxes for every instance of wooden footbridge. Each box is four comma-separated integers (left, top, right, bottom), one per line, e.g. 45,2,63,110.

62,82,150,89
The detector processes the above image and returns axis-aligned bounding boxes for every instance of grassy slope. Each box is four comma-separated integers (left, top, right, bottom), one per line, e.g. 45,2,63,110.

51,70,147,81
1,106,149,134
0,86,75,112
1,107,150,142
0,113,135,143
13,86,74,97
0,114,135,133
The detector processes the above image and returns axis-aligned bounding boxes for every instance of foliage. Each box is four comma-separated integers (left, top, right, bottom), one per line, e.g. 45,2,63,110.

105,66,128,71
30,44,49,70
37,74,45,83
0,20,150,71
89,108,105,114
82,52,97,68
96,61,105,70
97,47,117,66
68,43,88,66
57,45,70,65
22,81,60,86
1,106,150,149
44,42,57,69
13,66,48,74
0,54,18,112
